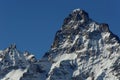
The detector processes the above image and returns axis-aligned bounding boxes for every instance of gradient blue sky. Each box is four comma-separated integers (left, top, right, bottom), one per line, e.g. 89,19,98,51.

0,0,120,58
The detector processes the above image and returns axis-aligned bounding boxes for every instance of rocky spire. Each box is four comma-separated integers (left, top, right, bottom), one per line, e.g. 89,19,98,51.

43,9,120,80
51,9,90,49
63,8,89,26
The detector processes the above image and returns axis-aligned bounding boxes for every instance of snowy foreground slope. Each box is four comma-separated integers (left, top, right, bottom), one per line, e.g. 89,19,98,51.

0,9,120,80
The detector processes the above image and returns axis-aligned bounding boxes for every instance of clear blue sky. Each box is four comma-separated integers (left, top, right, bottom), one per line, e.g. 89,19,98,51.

0,0,120,58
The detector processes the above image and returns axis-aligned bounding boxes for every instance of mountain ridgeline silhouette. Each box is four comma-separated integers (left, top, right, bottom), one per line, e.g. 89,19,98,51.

0,9,120,80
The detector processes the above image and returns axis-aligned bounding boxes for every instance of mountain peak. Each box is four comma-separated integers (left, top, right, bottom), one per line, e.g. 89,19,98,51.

51,9,118,51
45,9,120,80
0,9,120,80
63,9,89,26
8,44,17,50
73,8,82,12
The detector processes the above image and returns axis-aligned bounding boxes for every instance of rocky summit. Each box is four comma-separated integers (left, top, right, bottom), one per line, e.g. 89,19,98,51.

0,9,120,80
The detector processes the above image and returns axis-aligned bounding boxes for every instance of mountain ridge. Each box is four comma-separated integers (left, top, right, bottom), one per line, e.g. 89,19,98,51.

0,8,120,80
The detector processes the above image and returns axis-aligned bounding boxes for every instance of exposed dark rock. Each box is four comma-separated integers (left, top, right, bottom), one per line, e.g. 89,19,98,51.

99,23,110,32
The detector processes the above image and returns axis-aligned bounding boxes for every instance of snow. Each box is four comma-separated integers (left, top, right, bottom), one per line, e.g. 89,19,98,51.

86,77,92,80
61,34,80,48
73,69,80,77
0,50,3,53
0,51,3,61
54,53,77,62
1,69,27,80
72,35,79,46
76,49,86,53
73,8,81,12
49,53,77,73
102,32,110,39
46,53,77,80
73,25,78,29
79,19,84,23
88,22,99,32
27,55,34,60
62,39,69,48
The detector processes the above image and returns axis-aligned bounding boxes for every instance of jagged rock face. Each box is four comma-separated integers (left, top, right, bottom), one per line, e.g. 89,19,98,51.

0,9,120,80
0,45,46,80
63,9,89,25
44,9,120,80
52,9,89,49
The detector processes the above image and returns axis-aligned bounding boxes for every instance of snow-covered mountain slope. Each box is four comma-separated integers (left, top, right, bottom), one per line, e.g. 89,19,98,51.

0,44,46,80
0,9,120,80
43,9,120,80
